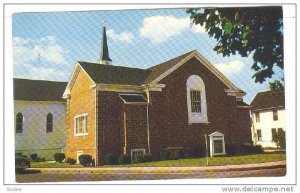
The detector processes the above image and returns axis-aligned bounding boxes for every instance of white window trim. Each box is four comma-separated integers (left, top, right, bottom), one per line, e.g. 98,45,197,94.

131,148,146,162
209,131,226,157
74,113,88,136
186,75,208,124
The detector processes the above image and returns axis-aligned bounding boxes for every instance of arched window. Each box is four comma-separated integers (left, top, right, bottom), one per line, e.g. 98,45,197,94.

186,75,208,123
46,113,53,133
16,113,23,133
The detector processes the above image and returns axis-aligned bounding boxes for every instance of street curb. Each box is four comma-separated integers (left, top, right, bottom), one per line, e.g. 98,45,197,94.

27,161,286,174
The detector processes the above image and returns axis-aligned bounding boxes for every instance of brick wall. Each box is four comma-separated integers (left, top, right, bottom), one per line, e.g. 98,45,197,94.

65,69,96,163
148,56,251,159
66,56,252,164
97,92,149,164
235,107,252,144
124,104,149,154
97,91,122,164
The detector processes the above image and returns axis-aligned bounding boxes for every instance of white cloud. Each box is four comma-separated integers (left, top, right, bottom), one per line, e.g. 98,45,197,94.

14,62,68,81
13,36,68,66
13,36,69,80
191,24,206,34
107,29,134,43
139,15,205,44
215,60,246,75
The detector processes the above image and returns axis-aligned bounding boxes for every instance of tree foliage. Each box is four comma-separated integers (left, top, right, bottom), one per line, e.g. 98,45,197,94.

277,129,286,149
187,7,283,83
272,129,286,149
269,79,284,92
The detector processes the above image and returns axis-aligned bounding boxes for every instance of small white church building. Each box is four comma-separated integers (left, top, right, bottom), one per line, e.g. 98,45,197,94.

14,78,67,160
250,88,285,148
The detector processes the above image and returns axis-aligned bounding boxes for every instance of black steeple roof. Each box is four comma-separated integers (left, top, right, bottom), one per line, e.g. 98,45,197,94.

99,26,112,64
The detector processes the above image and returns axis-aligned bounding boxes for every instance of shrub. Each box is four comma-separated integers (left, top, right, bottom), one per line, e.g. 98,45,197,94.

143,154,153,162
15,156,30,173
54,153,66,163
160,149,170,160
79,154,93,167
15,152,22,157
36,157,45,162
30,153,38,161
66,157,77,165
176,149,185,159
240,144,264,154
226,144,241,155
183,147,203,158
15,152,28,158
105,153,118,165
132,155,144,163
118,154,131,165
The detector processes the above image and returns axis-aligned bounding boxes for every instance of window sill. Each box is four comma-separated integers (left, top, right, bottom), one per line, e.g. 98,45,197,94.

190,112,205,116
74,133,88,137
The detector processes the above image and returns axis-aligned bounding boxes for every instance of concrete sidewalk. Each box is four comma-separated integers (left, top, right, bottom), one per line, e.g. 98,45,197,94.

28,161,286,174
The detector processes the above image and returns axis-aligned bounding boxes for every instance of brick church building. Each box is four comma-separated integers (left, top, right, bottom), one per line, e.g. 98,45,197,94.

63,26,252,166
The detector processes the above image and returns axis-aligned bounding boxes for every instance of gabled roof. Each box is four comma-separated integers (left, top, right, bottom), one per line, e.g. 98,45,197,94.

146,50,244,94
145,50,195,83
250,89,285,111
14,78,67,102
79,61,151,85
237,100,250,107
65,50,245,97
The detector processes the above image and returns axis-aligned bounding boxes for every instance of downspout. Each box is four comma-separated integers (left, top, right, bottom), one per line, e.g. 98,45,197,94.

94,89,98,166
146,85,151,154
123,106,127,154
65,96,70,157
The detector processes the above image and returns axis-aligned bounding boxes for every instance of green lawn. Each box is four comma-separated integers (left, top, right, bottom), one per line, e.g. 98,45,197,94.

107,153,286,167
30,153,285,168
31,162,83,168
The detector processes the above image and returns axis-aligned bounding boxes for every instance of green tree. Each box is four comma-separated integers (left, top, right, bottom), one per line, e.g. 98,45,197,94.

272,129,279,148
187,7,283,83
269,79,284,92
277,129,286,149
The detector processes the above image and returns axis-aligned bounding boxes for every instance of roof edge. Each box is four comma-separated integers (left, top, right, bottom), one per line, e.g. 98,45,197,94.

251,106,285,111
150,50,244,94
62,62,96,99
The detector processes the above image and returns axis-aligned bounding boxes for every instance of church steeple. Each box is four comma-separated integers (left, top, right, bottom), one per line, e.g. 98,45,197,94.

99,20,112,65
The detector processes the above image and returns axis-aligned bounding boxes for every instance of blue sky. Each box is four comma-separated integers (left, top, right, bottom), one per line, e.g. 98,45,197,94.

12,8,284,103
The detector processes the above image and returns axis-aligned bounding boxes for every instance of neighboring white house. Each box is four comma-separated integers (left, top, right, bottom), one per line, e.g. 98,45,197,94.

14,78,67,160
250,89,285,148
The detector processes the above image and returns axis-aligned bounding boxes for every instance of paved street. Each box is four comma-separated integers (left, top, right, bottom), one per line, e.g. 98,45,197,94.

16,168,286,183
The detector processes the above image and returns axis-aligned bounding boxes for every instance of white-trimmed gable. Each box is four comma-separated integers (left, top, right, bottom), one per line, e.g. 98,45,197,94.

62,62,95,99
150,50,245,97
